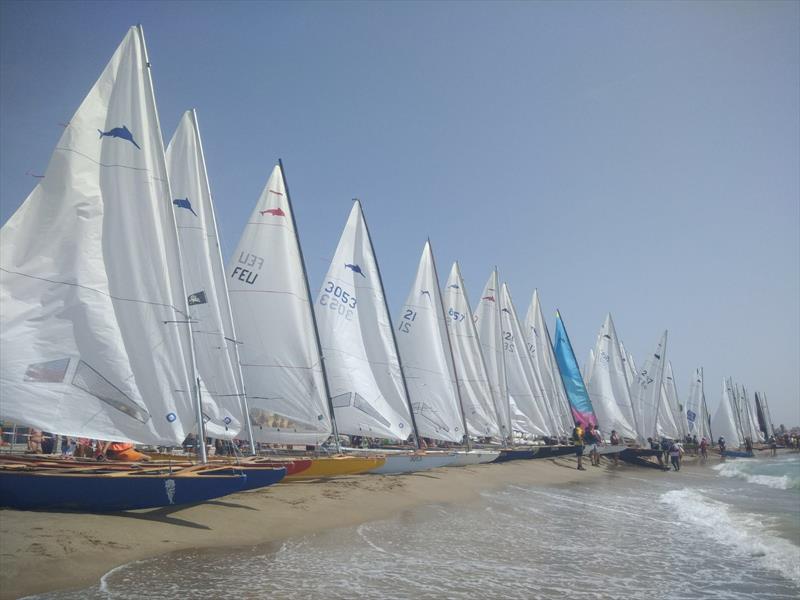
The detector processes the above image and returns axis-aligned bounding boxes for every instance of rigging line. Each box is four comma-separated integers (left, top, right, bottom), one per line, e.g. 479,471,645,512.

54,146,161,177
0,268,188,318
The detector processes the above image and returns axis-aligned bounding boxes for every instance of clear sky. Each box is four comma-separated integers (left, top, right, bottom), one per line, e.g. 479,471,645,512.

1,1,798,427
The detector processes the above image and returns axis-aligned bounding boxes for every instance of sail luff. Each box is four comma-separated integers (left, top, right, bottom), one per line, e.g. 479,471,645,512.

138,25,206,461
191,109,255,454
279,159,340,452
360,201,421,449
443,263,502,439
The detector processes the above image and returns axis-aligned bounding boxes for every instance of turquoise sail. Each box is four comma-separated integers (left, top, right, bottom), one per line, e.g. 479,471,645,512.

552,311,597,428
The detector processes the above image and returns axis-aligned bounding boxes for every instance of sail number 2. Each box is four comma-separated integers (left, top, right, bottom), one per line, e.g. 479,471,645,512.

319,281,357,321
398,309,416,333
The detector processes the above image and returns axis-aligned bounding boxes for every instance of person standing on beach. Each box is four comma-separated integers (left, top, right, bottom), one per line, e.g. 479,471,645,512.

585,423,601,467
572,424,586,470
668,441,682,471
609,429,621,466
699,437,709,463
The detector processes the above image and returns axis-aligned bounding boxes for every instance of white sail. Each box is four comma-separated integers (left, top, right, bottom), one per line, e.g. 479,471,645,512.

474,270,512,442
499,283,549,437
629,331,668,441
618,341,635,389
523,290,572,437
166,110,243,440
685,367,706,439
396,242,464,443
585,314,639,442
711,378,743,446
228,165,331,445
314,201,413,441
443,263,501,438
728,380,748,442
583,348,595,383
663,361,686,439
0,27,198,446
656,382,681,439
742,386,762,443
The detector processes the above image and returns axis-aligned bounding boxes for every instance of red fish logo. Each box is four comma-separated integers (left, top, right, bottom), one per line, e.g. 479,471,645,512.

260,207,286,217
482,295,495,302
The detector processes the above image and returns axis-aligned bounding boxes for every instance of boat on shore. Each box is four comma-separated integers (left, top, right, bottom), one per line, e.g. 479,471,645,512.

284,455,386,480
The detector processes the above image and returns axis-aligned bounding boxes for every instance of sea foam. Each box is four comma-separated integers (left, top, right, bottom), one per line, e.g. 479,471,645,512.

661,488,800,586
713,459,800,490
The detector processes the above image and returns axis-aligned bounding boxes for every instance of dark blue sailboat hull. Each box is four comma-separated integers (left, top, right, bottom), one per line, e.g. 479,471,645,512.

723,450,754,459
206,465,286,491
495,446,577,462
0,469,247,512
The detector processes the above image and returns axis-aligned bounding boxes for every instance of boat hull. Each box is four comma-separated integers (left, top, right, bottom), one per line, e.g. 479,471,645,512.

619,448,669,470
723,450,755,459
0,469,246,512
284,456,386,480
448,450,501,466
369,452,456,474
201,465,286,491
495,446,576,462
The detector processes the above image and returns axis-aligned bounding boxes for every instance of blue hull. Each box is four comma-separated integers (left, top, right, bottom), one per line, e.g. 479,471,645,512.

723,450,755,459
0,469,247,512
206,466,286,491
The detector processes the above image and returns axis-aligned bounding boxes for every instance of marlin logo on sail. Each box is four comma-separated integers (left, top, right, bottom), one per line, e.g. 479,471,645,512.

420,290,431,298
260,207,285,217
345,263,366,278
482,295,495,302
448,284,460,289
268,189,284,196
173,198,197,216
501,307,510,314
97,125,140,149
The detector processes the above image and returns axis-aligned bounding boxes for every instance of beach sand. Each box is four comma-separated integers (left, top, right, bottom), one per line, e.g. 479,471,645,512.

0,455,677,599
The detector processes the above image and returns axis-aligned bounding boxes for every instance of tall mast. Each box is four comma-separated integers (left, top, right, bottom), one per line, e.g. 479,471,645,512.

358,199,422,450
541,299,573,435
279,159,341,453
138,25,206,463
429,243,470,450
701,367,713,441
495,269,514,446
192,109,256,455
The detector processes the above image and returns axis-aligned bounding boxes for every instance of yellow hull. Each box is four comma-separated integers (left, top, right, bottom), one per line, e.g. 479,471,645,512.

284,455,385,480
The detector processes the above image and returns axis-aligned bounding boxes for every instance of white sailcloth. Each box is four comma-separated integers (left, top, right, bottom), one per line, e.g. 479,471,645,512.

474,270,512,441
585,314,639,442
663,362,686,439
629,331,668,441
656,382,681,439
743,388,763,443
314,201,413,441
166,110,243,439
395,242,464,443
711,378,743,446
443,263,501,438
228,165,331,445
685,368,706,439
0,27,198,445
499,283,550,437
523,290,572,437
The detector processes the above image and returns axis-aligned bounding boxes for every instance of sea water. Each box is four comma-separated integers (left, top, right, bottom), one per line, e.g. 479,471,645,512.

31,454,800,600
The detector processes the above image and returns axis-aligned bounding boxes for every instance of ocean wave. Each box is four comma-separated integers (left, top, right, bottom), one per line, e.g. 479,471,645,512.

713,460,800,490
660,488,800,586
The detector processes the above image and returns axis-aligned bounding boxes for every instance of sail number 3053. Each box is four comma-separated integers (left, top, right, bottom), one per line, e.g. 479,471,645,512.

318,281,357,321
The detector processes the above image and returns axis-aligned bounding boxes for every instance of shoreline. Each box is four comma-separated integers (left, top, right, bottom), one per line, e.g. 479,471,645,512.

0,455,708,599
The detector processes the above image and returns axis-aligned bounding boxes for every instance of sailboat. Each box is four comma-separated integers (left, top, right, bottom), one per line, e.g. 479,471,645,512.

395,243,498,467
552,311,597,430
442,263,502,440
628,331,668,443
686,367,712,442
0,26,248,510
315,202,453,474
585,314,639,443
523,290,573,441
226,165,383,479
711,378,751,457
